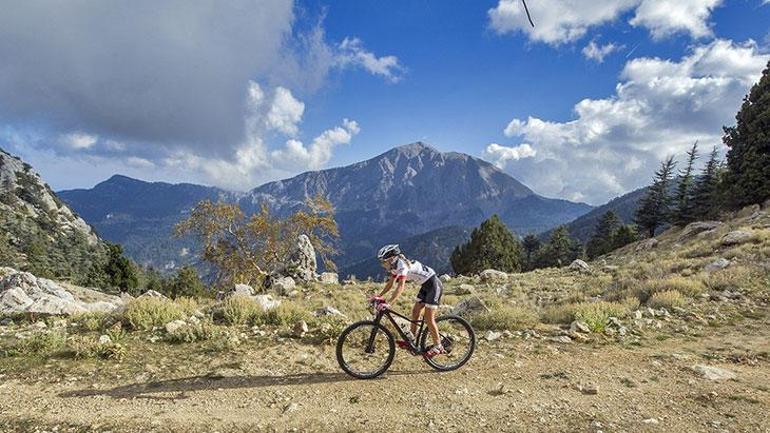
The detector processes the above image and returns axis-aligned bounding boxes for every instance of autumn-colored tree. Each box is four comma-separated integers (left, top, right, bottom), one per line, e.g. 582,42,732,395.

175,195,338,288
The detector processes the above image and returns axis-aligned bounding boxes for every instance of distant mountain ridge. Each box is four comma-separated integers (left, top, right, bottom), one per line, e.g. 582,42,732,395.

60,142,593,277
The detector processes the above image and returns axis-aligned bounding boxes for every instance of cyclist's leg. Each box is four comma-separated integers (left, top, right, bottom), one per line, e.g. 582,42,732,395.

410,302,424,336
424,306,440,346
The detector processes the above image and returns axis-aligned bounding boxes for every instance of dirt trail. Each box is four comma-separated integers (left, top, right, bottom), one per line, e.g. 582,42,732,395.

1,326,769,433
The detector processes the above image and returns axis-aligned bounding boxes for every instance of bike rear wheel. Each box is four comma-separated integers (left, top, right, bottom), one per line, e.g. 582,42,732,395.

336,320,395,379
419,315,475,372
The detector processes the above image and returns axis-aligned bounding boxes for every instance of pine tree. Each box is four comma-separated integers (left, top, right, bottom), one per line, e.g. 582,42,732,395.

450,214,522,275
103,242,139,292
724,60,770,207
535,225,578,268
672,141,699,225
612,224,639,250
586,210,620,259
634,156,677,238
691,147,721,220
521,233,540,271
170,266,207,298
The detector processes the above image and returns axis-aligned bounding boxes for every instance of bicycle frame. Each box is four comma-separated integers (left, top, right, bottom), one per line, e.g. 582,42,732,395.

366,308,425,353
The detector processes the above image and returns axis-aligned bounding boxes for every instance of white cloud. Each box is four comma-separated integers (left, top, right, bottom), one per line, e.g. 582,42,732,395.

271,119,360,170
582,40,623,62
483,143,536,167
60,132,98,150
486,39,770,205
336,38,404,82
265,87,305,136
630,0,722,40
488,0,639,45
488,0,724,44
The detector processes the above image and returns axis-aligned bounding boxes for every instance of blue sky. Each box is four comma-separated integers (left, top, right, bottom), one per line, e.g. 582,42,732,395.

1,0,769,204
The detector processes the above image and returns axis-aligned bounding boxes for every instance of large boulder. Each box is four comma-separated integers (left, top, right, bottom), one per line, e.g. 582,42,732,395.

678,221,722,241
0,270,123,315
284,234,317,283
272,276,296,295
319,272,339,285
568,259,590,273
451,296,490,317
635,238,658,251
721,230,753,246
479,269,508,283
253,294,282,311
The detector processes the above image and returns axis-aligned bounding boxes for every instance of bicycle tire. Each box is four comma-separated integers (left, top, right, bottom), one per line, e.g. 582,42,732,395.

418,315,476,372
336,320,395,379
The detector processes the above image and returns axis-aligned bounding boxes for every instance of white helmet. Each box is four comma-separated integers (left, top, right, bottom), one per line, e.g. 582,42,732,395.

377,244,401,261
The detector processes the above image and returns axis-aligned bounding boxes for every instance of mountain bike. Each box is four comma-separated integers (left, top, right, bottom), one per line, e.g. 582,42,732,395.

336,298,476,379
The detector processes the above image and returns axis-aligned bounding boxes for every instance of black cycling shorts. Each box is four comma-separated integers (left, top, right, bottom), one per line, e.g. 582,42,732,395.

416,275,443,309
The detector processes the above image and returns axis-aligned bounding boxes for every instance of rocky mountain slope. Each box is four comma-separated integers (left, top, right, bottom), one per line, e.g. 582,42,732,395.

0,148,108,283
60,142,592,276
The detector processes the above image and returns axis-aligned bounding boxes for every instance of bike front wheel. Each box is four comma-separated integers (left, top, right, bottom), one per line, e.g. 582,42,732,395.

418,315,476,372
336,320,395,379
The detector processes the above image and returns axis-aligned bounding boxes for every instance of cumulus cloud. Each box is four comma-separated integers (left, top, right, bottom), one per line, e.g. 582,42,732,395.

630,0,723,40
59,133,98,150
0,1,399,190
271,119,360,170
485,39,770,205
336,38,405,82
488,0,638,45
488,0,723,44
582,40,624,62
483,143,536,167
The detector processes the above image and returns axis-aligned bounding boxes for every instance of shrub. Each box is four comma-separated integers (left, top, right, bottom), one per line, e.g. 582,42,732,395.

72,312,109,332
123,297,185,330
68,336,127,361
470,305,538,331
262,303,311,326
647,290,685,309
643,276,705,298
12,330,68,357
306,315,347,344
166,320,218,343
220,295,263,326
541,304,576,324
573,301,629,333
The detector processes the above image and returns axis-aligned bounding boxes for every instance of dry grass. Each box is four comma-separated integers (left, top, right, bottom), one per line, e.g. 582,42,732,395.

470,304,539,331
123,297,186,331
647,290,686,309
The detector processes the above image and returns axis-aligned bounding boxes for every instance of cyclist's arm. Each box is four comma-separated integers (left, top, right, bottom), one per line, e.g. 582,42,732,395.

388,277,407,305
378,276,394,297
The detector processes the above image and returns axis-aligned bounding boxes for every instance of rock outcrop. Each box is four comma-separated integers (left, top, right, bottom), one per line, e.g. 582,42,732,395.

284,234,317,283
0,269,123,315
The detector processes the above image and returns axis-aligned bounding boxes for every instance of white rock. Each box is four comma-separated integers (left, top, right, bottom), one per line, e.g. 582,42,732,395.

642,418,659,425
319,272,339,285
635,238,658,251
570,320,590,333
253,294,281,311
568,259,590,273
439,274,452,282
721,231,753,246
455,284,474,295
272,276,296,295
293,320,309,336
678,221,722,240
233,284,254,296
164,320,187,334
138,290,167,299
98,335,112,345
313,306,346,318
479,269,508,283
691,364,737,380
705,258,730,272
451,296,489,317
484,330,502,341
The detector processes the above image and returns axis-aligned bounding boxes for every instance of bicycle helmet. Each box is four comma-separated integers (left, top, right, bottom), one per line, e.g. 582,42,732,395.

377,244,401,261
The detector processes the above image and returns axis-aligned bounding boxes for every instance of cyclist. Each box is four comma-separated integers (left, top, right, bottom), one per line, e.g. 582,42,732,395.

373,244,445,358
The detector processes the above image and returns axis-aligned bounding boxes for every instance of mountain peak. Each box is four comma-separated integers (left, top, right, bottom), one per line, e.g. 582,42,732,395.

389,141,439,157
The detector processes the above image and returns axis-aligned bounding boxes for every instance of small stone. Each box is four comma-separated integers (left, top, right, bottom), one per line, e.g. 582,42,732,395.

282,402,299,414
642,418,659,425
187,316,201,325
484,330,502,341
232,284,254,296
164,320,187,334
721,230,753,246
439,274,452,282
293,320,309,337
568,259,590,273
455,284,474,295
479,269,508,283
705,258,730,272
98,335,111,345
578,383,598,395
570,320,590,333
319,272,339,285
691,364,737,380
550,335,573,344
31,321,47,330
314,306,346,318
633,310,643,320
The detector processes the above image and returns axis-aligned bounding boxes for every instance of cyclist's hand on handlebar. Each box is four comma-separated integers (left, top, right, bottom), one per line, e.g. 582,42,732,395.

375,301,390,312
368,294,385,303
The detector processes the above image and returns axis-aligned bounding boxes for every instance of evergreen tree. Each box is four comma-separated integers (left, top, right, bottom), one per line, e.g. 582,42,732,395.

521,233,540,271
672,141,699,225
535,225,578,268
634,156,677,238
586,210,620,259
724,60,770,208
691,147,721,220
612,224,639,250
450,214,522,275
104,242,139,292
169,266,207,298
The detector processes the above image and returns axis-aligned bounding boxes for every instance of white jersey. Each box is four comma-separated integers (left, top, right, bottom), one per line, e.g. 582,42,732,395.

390,258,435,285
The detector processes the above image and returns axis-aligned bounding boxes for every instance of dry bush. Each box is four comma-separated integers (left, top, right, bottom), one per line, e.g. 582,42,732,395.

573,301,629,333
166,320,219,343
220,295,263,326
647,290,685,309
642,276,705,299
68,335,127,361
123,297,185,330
470,305,539,331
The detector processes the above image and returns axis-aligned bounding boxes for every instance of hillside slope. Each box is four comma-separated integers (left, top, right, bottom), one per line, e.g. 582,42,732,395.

0,148,107,283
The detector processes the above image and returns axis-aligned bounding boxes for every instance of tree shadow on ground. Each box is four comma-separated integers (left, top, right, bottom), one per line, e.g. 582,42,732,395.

59,369,433,400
